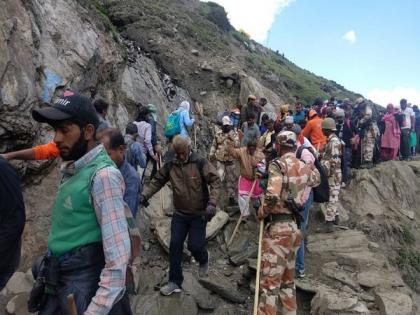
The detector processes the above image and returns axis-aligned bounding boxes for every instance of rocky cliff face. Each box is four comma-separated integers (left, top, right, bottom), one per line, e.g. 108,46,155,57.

0,1,417,315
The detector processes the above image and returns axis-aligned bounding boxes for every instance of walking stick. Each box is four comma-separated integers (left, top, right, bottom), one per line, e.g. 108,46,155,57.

67,294,78,315
194,124,197,150
227,179,257,248
158,156,165,217
253,219,264,315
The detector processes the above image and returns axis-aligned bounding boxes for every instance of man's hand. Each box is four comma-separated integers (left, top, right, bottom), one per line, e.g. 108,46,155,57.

141,197,150,208
0,153,11,160
205,204,217,221
154,144,162,156
152,154,159,162
257,205,266,221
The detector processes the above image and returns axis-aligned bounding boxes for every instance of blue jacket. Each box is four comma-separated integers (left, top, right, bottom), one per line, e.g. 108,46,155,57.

179,109,195,137
119,160,141,217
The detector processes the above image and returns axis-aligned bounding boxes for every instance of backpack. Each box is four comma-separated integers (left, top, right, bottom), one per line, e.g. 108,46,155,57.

125,137,136,168
296,146,330,203
164,109,182,138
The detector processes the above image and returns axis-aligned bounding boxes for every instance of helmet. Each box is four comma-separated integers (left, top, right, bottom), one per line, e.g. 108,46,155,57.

335,108,345,119
276,131,297,147
322,118,337,131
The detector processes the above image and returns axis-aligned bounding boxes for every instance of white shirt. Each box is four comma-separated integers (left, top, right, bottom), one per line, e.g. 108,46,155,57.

401,107,415,129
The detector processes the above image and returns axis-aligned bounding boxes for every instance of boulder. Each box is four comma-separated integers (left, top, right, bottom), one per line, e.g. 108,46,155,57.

307,230,369,256
191,49,199,56
200,61,213,72
5,272,32,295
311,287,370,315
357,269,404,289
199,274,246,303
134,292,198,315
183,272,215,310
6,293,30,315
206,211,229,240
374,288,413,315
229,246,257,266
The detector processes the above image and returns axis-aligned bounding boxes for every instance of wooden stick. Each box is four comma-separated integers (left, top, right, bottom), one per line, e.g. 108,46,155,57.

227,179,257,248
253,219,264,315
158,156,165,217
67,294,78,315
194,125,197,150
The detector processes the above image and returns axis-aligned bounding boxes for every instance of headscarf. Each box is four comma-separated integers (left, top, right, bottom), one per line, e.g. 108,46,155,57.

179,101,190,112
147,104,157,120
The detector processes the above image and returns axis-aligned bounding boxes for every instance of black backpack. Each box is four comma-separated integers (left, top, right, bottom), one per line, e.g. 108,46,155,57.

296,146,330,203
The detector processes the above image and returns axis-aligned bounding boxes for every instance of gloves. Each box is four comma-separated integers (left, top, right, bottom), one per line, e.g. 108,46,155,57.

141,197,150,208
204,204,217,221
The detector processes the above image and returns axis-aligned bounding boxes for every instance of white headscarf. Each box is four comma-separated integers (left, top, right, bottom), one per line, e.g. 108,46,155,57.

179,101,190,112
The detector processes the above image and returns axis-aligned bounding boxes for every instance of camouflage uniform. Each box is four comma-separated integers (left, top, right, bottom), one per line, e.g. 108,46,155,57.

209,129,240,202
321,133,342,222
258,152,320,315
358,105,379,163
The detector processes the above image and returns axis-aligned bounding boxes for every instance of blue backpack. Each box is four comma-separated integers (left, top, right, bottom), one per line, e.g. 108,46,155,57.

164,109,182,138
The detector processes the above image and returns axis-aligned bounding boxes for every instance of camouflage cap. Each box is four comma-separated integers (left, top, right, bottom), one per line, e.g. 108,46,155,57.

276,131,297,147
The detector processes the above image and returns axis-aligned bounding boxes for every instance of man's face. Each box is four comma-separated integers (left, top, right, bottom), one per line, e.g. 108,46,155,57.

102,137,125,167
53,121,89,161
322,129,332,137
265,121,274,131
250,99,257,106
401,102,407,110
175,146,190,163
247,145,256,156
222,125,231,133
259,99,267,107
296,104,303,113
247,118,255,126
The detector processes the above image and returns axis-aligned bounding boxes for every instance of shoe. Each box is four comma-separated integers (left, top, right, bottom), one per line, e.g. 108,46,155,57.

199,251,210,278
333,215,340,226
296,270,305,278
160,282,182,296
325,221,334,233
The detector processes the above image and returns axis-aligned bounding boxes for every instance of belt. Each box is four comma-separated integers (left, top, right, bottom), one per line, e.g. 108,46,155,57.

270,213,294,223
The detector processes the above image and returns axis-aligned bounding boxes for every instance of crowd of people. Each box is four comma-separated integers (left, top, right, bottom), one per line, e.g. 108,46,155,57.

0,90,419,315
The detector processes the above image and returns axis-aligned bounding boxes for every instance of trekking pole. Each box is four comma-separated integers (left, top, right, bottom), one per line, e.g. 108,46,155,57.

158,156,165,217
194,124,197,150
253,217,264,315
227,179,257,248
67,294,78,315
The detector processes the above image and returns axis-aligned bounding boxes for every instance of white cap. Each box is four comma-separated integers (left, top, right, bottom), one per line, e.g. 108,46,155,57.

222,116,232,126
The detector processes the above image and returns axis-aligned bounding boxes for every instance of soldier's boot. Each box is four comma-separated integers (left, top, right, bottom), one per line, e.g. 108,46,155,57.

325,221,335,233
333,215,340,226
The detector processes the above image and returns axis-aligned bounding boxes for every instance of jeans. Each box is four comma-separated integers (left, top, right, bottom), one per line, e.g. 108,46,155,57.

33,243,132,315
0,272,13,291
400,128,411,159
295,191,313,274
342,147,352,183
169,213,208,287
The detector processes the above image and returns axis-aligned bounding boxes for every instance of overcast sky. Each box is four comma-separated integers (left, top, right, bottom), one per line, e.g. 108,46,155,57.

203,0,420,106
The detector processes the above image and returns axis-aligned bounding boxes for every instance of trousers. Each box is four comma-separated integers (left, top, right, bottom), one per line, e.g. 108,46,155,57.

169,213,208,286
258,221,301,315
295,192,313,275
33,243,132,315
325,170,342,222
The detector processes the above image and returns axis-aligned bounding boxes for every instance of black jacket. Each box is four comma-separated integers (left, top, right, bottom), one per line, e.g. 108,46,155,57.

0,157,25,273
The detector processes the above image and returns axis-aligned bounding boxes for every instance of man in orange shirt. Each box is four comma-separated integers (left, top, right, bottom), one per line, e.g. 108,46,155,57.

301,110,326,151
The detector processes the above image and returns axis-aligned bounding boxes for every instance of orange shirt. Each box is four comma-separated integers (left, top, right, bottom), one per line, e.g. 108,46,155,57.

33,142,60,160
301,116,326,150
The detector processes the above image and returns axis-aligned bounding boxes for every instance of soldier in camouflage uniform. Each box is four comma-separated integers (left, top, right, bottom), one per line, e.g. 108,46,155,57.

320,117,343,232
354,98,379,168
209,116,240,206
257,131,320,315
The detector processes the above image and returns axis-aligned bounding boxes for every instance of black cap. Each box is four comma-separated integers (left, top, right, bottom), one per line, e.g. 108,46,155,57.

32,91,100,129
